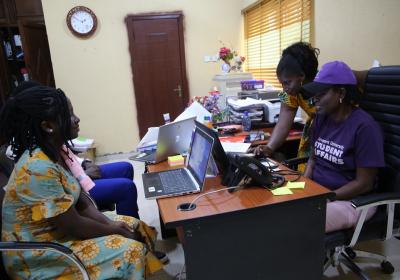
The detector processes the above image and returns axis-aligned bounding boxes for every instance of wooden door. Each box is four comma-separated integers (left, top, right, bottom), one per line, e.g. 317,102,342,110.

18,21,55,87
126,12,189,138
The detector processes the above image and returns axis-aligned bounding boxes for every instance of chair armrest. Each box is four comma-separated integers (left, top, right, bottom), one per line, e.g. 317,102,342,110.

348,192,400,247
351,192,400,208
81,190,98,209
282,156,309,169
0,241,89,280
0,241,72,254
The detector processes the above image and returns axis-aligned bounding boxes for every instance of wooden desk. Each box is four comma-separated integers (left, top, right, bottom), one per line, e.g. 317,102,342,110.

225,127,303,162
148,162,333,280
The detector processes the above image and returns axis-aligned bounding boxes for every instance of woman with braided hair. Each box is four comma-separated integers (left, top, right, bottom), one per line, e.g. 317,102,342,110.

250,42,319,171
250,42,367,172
0,86,162,279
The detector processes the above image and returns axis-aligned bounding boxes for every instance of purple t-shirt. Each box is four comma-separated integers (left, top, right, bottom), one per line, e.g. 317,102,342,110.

311,108,385,190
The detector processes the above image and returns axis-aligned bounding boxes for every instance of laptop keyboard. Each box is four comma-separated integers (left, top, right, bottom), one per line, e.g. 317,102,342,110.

160,169,194,193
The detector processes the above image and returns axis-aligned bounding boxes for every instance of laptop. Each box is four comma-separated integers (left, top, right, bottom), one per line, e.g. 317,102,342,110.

133,117,196,163
142,127,214,199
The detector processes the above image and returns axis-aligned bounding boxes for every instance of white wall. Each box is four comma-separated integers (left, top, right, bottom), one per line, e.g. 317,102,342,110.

314,0,400,69
41,0,244,155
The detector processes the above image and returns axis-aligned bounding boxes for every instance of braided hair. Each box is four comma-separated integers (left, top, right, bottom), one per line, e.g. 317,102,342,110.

0,85,73,162
276,42,320,83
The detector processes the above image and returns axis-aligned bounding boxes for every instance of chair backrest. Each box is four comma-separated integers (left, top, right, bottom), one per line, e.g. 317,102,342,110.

361,66,400,217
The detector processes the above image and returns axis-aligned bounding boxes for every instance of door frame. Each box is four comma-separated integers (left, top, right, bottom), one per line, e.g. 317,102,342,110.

125,11,190,118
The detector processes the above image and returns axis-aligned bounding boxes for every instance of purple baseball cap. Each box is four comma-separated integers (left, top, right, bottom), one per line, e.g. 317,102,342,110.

302,61,358,99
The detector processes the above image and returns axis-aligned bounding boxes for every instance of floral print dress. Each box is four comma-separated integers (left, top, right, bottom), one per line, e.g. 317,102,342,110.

1,148,162,279
278,91,316,172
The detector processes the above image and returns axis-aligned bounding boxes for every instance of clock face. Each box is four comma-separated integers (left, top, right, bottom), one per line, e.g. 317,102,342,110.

67,6,97,38
71,11,94,34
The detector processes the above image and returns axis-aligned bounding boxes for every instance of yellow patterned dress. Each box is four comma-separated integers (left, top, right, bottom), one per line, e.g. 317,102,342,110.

278,91,316,171
1,148,162,279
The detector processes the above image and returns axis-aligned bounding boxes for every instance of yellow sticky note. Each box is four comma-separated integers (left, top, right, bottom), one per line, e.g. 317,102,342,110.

286,181,305,189
168,155,184,162
271,187,293,196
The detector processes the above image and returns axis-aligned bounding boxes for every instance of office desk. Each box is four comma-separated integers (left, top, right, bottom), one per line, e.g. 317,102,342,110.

148,162,333,280
233,127,302,159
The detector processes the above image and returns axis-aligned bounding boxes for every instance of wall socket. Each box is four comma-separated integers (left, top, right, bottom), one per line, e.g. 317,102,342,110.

204,55,219,62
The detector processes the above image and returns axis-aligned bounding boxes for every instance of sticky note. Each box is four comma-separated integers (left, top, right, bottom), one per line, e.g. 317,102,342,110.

271,187,293,196
286,181,305,189
168,155,185,166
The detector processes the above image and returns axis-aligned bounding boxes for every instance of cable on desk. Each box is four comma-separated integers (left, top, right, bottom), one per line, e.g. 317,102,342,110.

262,158,302,182
187,186,241,210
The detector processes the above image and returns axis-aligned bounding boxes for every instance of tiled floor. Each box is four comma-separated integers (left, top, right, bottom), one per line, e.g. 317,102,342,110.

97,153,400,280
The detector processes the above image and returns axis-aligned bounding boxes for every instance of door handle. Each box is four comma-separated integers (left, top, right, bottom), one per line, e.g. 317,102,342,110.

173,85,182,98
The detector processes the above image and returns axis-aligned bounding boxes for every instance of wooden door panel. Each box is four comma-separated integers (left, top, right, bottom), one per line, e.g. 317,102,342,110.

0,0,6,24
15,0,43,17
126,13,189,138
18,21,54,87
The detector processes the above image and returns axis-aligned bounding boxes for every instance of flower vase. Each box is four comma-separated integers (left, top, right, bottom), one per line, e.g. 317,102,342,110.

221,60,231,73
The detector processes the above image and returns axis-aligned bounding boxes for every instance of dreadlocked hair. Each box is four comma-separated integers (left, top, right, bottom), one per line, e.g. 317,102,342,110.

0,85,73,162
276,42,320,83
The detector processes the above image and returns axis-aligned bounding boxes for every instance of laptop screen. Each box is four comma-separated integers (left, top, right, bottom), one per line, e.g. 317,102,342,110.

187,128,214,186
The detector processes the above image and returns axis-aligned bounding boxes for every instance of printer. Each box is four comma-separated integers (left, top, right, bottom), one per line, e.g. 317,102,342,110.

264,98,303,123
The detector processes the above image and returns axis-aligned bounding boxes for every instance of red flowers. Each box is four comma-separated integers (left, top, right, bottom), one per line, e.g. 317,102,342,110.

219,47,234,62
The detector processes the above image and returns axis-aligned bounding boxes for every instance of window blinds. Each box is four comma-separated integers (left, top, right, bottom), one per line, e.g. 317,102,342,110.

244,0,312,88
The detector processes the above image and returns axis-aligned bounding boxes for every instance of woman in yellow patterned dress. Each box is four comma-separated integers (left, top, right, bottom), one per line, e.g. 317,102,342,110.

0,85,162,279
251,42,319,171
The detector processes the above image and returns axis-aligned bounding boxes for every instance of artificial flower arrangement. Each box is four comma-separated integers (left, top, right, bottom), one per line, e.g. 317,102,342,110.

218,43,246,72
189,91,228,123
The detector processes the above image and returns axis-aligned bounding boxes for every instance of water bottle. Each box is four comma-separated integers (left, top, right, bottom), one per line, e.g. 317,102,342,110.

242,111,251,132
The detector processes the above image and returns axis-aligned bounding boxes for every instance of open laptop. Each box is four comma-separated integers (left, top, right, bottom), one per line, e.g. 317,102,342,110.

133,117,196,163
142,127,214,199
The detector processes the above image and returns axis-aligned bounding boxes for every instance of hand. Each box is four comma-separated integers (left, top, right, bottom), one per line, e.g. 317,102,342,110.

84,162,102,179
247,145,273,158
111,221,146,243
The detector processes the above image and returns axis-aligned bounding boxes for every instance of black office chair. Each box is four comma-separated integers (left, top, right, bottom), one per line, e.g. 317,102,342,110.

323,66,400,279
283,66,400,279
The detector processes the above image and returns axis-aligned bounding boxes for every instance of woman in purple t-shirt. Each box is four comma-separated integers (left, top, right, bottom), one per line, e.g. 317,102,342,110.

302,61,385,233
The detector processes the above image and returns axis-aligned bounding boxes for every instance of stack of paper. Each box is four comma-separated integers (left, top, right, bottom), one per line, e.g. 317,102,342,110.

221,142,251,153
137,127,159,152
174,101,212,123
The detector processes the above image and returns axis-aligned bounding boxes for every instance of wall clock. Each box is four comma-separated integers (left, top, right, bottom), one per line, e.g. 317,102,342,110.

66,6,97,38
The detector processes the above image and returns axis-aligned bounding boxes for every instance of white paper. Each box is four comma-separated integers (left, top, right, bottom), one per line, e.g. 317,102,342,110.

371,59,381,68
227,97,267,110
174,101,211,123
14,35,22,47
137,127,159,149
221,142,251,153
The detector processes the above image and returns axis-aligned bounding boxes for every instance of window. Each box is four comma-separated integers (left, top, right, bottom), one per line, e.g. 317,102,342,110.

243,0,312,88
